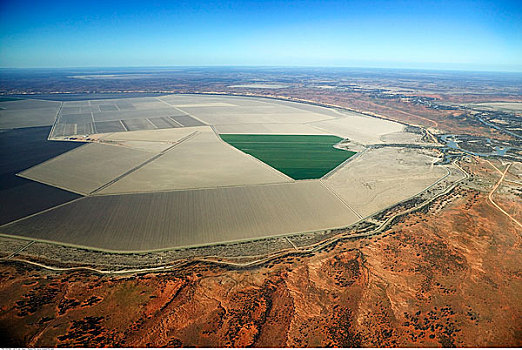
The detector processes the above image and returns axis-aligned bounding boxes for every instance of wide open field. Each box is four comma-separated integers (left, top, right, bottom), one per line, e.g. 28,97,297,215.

19,143,155,195
49,96,206,138
0,181,358,251
98,128,291,194
0,94,451,252
159,95,337,125
309,111,409,145
221,134,356,180
467,102,522,113
214,123,329,135
323,147,449,218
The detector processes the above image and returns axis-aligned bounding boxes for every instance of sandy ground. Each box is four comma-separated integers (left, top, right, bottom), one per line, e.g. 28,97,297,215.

98,126,205,142
309,111,405,145
99,128,291,194
0,181,358,251
324,147,448,218
19,143,155,195
379,130,424,143
470,102,522,112
215,123,329,135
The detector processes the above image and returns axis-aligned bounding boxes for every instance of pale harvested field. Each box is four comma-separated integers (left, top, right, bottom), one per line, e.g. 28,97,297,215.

159,95,337,124
98,126,207,142
176,105,333,125
310,111,405,145
323,147,448,218
0,99,60,129
470,102,522,113
215,123,329,135
379,131,424,144
19,143,155,195
46,94,412,144
0,182,359,251
109,140,174,153
99,128,291,194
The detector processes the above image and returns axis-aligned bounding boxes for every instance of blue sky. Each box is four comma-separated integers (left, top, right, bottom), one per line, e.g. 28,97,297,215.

0,0,521,71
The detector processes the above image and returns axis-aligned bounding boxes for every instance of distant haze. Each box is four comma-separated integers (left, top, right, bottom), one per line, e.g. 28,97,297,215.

0,0,521,72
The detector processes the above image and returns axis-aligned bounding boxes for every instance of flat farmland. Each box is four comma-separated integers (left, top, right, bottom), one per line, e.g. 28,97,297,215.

220,134,356,180
159,95,337,125
99,129,291,194
19,143,155,195
215,123,329,135
468,102,522,113
323,148,449,218
175,105,333,125
0,181,359,252
97,126,204,142
0,94,449,252
310,111,406,145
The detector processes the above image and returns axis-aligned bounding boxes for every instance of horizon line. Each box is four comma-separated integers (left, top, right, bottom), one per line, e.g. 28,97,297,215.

1,64,521,75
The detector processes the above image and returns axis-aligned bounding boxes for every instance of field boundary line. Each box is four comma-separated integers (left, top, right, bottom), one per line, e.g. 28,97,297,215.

322,145,366,179
47,101,63,140
155,97,209,125
209,125,296,182
16,141,92,179
15,172,87,195
319,180,363,219
119,119,129,131
0,196,86,228
90,111,97,133
89,179,302,197
89,131,199,195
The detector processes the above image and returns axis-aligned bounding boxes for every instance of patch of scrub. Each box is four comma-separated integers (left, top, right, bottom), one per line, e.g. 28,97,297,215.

220,134,356,180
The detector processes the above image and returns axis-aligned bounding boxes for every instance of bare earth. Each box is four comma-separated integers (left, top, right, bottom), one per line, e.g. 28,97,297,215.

324,147,449,217
0,94,451,252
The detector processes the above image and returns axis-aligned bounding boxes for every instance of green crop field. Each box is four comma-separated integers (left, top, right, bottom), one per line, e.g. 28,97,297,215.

220,134,356,180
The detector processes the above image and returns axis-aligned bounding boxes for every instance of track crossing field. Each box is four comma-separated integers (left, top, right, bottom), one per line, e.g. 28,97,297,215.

220,134,356,180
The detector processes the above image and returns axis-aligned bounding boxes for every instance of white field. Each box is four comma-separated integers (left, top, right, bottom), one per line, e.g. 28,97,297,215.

471,102,522,113
0,181,359,251
105,140,174,153
98,128,292,194
309,111,405,145
19,143,155,195
215,123,329,135
323,147,448,218
97,126,205,142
